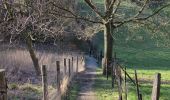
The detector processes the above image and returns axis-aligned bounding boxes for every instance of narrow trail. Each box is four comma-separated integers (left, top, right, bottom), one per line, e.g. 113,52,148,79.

76,56,98,100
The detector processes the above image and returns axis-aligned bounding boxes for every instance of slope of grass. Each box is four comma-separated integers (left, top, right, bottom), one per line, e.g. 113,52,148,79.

94,68,170,100
78,0,170,85
116,46,170,81
93,31,170,81
78,1,170,99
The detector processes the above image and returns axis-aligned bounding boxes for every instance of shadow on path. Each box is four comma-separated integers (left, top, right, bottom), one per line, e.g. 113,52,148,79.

76,56,98,100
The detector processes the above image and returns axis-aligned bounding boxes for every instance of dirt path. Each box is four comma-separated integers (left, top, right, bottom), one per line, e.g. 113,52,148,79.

76,56,98,100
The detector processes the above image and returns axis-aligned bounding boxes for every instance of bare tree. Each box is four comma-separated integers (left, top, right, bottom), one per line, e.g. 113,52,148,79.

1,0,169,75
49,0,170,74
0,0,78,75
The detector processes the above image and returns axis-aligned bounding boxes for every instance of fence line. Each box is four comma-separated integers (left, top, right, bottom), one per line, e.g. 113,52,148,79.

110,53,162,100
0,52,86,100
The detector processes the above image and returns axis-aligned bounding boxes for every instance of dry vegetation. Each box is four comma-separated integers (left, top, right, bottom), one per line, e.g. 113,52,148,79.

0,43,85,100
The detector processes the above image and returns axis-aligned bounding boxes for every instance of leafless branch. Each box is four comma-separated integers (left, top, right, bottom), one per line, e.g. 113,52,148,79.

49,11,103,24
133,0,149,18
115,4,170,28
84,0,104,19
113,0,121,15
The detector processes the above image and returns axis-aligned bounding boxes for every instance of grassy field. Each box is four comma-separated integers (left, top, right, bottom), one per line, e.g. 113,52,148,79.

94,69,170,100
93,31,170,81
0,43,85,99
78,0,170,99
79,0,170,81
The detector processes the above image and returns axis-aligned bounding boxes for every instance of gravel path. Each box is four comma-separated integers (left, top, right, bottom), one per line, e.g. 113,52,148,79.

76,56,98,100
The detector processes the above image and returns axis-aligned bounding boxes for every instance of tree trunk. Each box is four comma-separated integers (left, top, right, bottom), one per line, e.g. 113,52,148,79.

103,0,114,75
26,34,41,76
103,22,113,75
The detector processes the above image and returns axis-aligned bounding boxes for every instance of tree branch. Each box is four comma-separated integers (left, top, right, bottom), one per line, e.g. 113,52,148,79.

133,0,149,18
113,0,121,15
114,4,170,28
49,12,103,24
84,0,104,19
49,1,103,24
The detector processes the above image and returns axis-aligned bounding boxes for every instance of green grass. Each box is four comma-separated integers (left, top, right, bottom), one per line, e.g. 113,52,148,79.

78,0,170,99
68,80,81,100
94,69,117,100
94,68,170,100
8,83,42,100
92,30,170,81
116,46,170,81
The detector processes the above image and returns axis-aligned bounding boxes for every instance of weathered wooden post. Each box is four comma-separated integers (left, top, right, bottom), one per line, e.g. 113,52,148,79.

97,52,100,63
124,66,127,100
72,57,74,73
83,55,85,62
76,56,78,73
68,59,71,77
89,46,92,57
106,58,109,80
135,70,142,100
111,61,114,88
139,94,142,100
80,55,83,64
151,73,161,100
100,50,103,61
116,67,122,100
0,69,7,100
64,58,66,74
102,58,106,75
81,52,85,62
112,52,117,87
56,61,61,100
42,65,48,100
56,61,60,90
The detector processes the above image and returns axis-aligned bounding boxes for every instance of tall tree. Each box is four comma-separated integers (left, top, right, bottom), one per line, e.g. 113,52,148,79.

49,0,170,74
0,0,78,75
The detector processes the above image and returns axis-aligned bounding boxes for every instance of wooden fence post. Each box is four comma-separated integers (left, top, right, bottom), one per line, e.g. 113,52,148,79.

111,54,114,87
135,70,142,100
68,59,71,77
0,69,7,100
112,52,117,87
102,58,105,74
89,46,92,57
124,66,127,100
64,58,66,75
140,94,142,100
72,57,74,73
76,56,78,73
56,61,60,90
151,73,161,100
97,52,100,63
106,58,109,80
42,65,48,100
100,50,103,61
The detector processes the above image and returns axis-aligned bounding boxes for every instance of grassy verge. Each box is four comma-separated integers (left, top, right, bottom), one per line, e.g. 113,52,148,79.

116,46,170,81
68,79,81,100
94,68,170,100
8,83,42,100
94,69,117,100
